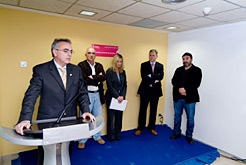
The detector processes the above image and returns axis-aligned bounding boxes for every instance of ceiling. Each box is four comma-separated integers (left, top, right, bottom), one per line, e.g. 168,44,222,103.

0,0,245,32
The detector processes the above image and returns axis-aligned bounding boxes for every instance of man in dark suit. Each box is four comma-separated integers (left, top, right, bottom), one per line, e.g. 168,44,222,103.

15,38,95,164
135,49,164,136
77,47,106,149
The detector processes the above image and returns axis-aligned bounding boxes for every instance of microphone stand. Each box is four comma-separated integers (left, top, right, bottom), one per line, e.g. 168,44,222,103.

52,92,80,127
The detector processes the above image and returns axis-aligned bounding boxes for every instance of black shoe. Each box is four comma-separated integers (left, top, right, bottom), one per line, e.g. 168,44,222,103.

116,138,121,141
107,136,115,142
186,137,194,144
108,138,115,142
170,134,181,140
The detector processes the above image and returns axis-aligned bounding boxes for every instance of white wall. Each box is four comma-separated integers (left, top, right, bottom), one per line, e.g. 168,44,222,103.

164,21,246,159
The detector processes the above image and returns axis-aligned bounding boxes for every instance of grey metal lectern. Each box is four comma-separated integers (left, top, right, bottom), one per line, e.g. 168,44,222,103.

0,115,104,165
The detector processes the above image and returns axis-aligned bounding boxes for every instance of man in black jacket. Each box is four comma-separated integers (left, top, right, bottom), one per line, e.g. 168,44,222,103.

135,49,164,136
77,47,106,149
170,52,202,144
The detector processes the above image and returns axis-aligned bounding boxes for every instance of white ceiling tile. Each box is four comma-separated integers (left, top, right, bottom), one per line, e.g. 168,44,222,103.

100,13,142,25
141,0,205,10
151,11,198,23
0,0,18,5
171,28,195,32
0,0,245,32
76,0,136,12
177,17,221,27
118,2,170,18
224,0,246,7
65,4,111,20
20,0,71,13
228,17,246,23
196,21,226,28
207,8,246,22
177,0,241,16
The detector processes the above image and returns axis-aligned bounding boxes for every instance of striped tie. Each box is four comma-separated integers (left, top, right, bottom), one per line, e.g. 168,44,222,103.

59,67,67,89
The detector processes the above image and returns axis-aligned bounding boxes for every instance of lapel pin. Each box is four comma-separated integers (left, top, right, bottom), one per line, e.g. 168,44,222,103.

70,74,72,77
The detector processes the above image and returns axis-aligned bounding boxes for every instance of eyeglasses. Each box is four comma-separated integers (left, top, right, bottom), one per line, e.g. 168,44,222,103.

56,49,75,54
87,52,96,55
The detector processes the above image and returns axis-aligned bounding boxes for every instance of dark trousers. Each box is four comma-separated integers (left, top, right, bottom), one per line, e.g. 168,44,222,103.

137,95,159,131
106,106,123,140
37,141,74,165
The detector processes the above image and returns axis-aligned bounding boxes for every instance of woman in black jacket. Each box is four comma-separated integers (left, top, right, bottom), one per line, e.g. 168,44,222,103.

105,54,127,142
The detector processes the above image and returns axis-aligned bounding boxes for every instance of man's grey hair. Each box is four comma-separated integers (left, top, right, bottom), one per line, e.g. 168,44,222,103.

51,38,71,57
149,49,158,56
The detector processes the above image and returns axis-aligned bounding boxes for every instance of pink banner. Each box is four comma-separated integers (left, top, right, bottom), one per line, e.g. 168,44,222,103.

92,44,119,57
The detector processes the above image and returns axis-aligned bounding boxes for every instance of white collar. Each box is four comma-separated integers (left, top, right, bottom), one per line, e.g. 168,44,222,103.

54,59,66,69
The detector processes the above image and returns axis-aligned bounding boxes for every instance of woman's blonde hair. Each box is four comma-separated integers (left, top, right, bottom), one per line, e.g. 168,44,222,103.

111,54,124,73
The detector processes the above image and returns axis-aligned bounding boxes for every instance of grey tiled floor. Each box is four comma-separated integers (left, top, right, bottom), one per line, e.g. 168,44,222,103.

212,152,245,165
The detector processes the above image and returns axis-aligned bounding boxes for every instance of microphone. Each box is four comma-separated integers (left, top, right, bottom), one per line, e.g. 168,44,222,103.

55,92,81,125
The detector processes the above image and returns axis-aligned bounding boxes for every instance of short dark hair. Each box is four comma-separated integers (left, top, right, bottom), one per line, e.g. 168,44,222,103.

51,38,71,57
182,52,193,59
149,49,158,56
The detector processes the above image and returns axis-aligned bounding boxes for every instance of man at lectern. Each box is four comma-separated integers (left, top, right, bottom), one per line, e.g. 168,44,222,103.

15,38,95,164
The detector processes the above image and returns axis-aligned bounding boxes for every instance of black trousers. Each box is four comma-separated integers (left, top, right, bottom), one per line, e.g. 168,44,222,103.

37,141,74,165
106,105,123,140
137,95,159,131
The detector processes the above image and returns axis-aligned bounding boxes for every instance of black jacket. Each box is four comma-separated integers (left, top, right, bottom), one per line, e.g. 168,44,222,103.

78,60,106,104
137,61,164,98
18,60,90,123
172,64,202,103
105,68,127,103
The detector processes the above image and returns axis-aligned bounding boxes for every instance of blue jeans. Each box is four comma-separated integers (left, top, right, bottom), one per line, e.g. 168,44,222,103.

78,92,102,143
173,99,196,138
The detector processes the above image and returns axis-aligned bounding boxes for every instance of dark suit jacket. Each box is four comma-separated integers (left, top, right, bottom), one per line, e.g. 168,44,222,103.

78,60,106,104
18,60,90,123
137,61,164,98
105,68,127,104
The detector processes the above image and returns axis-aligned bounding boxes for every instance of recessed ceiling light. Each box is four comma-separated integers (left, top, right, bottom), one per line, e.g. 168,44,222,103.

166,26,178,30
162,0,187,4
79,11,96,16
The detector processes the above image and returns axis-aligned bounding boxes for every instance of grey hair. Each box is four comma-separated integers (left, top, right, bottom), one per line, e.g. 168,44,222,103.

51,38,71,57
149,49,158,56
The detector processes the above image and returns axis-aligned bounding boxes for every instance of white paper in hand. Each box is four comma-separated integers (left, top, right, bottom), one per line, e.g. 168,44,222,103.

109,98,128,111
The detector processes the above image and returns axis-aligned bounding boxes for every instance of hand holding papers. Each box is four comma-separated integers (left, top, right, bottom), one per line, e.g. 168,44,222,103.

109,98,128,111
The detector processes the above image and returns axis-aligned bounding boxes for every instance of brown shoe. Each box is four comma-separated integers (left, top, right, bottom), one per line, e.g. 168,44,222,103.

134,130,142,136
97,138,105,144
150,130,158,136
78,143,85,149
